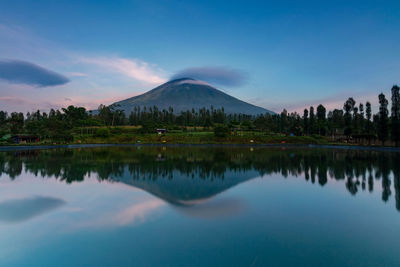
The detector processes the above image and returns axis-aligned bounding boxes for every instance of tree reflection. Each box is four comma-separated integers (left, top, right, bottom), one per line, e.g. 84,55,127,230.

1,146,400,210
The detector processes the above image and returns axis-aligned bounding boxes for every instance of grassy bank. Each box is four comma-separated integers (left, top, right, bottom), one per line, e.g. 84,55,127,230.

1,126,330,146
69,126,331,145
77,132,328,145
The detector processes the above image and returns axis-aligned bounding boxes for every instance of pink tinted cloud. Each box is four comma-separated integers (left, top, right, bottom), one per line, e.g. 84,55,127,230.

79,56,167,85
0,96,28,105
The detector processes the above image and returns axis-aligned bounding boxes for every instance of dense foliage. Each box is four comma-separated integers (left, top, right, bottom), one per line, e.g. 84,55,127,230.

1,85,400,145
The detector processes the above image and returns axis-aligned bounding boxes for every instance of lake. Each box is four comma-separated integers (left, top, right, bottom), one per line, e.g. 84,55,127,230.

0,145,399,266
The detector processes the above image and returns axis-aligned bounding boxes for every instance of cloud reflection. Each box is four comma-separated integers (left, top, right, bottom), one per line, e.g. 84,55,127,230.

0,196,65,223
114,199,165,226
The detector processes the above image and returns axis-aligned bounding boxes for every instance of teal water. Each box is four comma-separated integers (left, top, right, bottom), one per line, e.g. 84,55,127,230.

0,146,399,266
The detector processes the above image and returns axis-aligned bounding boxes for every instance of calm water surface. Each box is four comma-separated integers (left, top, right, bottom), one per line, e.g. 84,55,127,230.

0,146,399,266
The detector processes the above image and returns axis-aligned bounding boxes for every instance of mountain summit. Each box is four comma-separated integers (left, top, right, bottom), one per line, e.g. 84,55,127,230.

112,78,274,115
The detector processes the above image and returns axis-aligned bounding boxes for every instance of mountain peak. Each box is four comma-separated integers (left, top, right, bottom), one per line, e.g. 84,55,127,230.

113,79,274,115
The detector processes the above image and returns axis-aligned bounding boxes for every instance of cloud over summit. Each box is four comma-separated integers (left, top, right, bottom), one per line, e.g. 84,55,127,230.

171,66,247,87
0,59,69,87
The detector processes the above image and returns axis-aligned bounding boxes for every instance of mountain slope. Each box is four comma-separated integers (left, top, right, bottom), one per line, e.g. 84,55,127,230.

111,167,260,206
112,78,274,115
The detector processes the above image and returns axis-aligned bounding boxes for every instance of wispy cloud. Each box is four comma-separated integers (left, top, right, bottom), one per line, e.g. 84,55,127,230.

79,56,167,85
0,96,28,105
0,59,69,87
67,72,88,77
176,79,212,86
172,66,247,87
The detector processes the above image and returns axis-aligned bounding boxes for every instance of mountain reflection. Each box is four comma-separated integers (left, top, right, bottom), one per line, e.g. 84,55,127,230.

0,146,400,211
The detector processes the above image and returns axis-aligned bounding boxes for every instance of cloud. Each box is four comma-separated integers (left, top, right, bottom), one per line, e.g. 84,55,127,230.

79,56,167,85
175,79,212,86
0,59,70,87
67,72,88,77
0,96,28,105
171,66,247,87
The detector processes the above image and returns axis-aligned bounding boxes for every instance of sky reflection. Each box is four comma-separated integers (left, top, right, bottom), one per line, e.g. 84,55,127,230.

0,146,400,266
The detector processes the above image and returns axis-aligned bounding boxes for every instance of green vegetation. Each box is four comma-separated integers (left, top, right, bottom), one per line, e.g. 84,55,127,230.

1,85,400,146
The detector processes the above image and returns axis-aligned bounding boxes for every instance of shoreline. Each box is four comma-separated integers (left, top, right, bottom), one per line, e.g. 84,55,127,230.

1,143,400,152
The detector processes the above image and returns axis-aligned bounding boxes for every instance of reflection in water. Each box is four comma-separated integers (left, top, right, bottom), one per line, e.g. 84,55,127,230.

1,146,400,211
0,196,65,223
175,197,245,218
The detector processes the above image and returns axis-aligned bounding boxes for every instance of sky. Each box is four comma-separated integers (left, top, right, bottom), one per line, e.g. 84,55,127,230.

0,0,400,113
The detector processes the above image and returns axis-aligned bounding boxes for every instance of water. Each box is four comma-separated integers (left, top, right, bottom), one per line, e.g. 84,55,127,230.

0,145,399,266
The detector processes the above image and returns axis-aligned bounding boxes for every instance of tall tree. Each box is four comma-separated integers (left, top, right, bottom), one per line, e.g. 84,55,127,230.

0,111,8,125
343,98,356,138
365,101,372,134
377,93,389,146
391,85,400,146
316,104,326,135
280,109,288,133
309,106,315,135
359,103,364,134
303,108,309,135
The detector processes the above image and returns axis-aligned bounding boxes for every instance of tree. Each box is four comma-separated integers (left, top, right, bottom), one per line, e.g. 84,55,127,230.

316,104,326,135
309,106,315,135
359,103,365,133
9,112,24,134
303,109,309,135
61,105,89,129
377,93,389,146
391,85,400,146
353,106,360,134
365,101,372,134
0,111,7,125
328,109,344,137
0,111,9,135
280,109,288,133
343,98,355,137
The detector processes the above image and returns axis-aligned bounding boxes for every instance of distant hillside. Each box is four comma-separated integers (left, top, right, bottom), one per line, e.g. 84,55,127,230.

111,78,274,115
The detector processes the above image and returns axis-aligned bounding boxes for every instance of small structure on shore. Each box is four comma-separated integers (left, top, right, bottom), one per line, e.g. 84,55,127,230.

12,135,40,144
156,128,167,135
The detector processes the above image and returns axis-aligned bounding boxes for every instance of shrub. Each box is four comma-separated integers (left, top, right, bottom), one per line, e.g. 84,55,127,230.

110,127,123,134
95,128,110,138
214,125,230,138
139,122,157,134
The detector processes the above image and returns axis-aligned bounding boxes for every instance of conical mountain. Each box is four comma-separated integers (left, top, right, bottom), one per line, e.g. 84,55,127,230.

112,78,274,115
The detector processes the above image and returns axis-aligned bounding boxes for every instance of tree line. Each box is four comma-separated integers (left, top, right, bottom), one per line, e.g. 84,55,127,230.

0,146,399,211
1,85,400,145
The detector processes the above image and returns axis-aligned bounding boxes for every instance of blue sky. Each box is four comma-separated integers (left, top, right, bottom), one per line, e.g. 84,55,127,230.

0,0,399,113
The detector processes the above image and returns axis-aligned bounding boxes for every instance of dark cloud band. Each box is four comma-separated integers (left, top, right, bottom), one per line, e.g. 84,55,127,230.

0,59,69,87
171,66,247,87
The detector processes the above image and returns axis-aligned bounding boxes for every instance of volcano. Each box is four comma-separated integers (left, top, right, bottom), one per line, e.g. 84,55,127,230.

111,78,274,115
